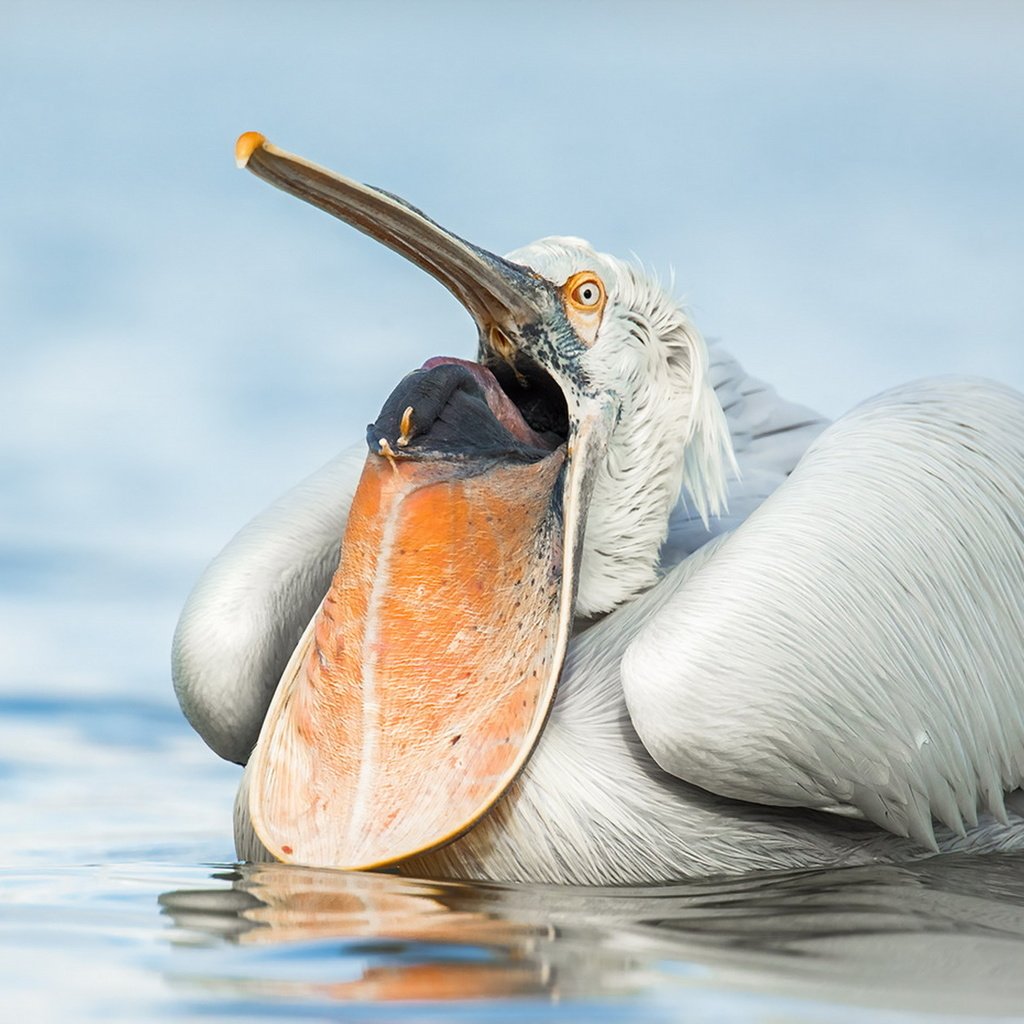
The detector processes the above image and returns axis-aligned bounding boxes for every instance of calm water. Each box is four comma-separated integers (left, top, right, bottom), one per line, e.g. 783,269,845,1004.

5,683,1024,1020
5,3,1024,1020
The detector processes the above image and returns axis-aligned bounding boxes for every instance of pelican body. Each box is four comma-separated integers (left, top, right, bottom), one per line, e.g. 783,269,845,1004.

173,134,1024,885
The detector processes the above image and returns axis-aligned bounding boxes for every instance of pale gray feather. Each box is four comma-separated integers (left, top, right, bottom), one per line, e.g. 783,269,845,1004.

171,444,365,764
624,377,1024,851
661,341,829,564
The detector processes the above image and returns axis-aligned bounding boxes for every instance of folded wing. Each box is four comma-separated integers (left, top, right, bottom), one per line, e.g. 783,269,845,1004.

662,342,829,564
624,377,1024,848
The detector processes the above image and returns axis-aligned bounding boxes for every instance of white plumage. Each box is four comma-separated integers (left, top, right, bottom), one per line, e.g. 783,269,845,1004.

626,378,1024,849
506,239,736,617
176,236,1024,885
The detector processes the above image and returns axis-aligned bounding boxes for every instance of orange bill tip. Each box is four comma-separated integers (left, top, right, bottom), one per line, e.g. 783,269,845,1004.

235,131,267,169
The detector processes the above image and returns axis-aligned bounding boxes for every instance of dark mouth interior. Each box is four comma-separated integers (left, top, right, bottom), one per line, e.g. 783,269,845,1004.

485,351,569,450
370,348,570,462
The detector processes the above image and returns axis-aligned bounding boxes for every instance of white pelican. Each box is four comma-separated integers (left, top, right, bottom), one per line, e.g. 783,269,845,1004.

173,133,1024,886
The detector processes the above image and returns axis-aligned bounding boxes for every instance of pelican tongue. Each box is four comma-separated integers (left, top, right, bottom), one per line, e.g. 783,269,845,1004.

247,362,568,868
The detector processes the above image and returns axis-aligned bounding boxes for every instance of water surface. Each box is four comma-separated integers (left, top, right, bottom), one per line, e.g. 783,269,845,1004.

4,3,1024,1020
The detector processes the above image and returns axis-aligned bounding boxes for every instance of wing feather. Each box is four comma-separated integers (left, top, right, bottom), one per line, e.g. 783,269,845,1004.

172,444,366,764
624,377,1024,848
663,343,829,564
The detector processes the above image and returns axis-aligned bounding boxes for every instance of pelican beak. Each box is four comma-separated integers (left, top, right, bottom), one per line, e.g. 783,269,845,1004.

238,133,616,869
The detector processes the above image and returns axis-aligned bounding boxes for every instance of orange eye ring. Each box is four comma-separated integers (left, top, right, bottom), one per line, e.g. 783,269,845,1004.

565,272,605,312
561,271,607,347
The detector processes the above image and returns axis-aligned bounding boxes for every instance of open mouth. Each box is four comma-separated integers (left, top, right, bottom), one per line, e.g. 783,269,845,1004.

235,132,608,871
479,349,570,448
371,351,569,464
247,354,574,867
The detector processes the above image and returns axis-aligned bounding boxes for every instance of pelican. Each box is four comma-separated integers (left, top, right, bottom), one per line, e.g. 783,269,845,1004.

173,133,1024,886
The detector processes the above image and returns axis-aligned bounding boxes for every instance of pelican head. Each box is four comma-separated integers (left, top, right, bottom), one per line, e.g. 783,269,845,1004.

503,237,734,616
226,134,735,870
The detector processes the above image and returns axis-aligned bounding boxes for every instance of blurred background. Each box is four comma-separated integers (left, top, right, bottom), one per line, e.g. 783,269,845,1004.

1,0,1023,858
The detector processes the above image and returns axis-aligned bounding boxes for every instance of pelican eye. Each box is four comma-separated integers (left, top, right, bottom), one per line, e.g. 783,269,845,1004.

566,273,604,310
562,271,607,347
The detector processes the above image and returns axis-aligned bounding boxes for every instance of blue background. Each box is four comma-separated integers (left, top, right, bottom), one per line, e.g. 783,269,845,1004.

2,3,1024,1016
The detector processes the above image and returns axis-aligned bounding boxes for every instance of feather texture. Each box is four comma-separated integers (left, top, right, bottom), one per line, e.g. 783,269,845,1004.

506,239,736,616
172,444,366,764
175,236,1024,884
662,343,829,563
624,378,1024,849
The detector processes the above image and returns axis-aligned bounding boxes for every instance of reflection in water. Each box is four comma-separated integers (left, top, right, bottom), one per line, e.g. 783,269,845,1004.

160,855,1024,1016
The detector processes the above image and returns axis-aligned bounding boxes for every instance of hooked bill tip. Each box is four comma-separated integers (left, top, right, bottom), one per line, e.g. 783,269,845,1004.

235,131,267,169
